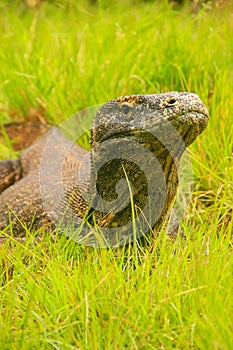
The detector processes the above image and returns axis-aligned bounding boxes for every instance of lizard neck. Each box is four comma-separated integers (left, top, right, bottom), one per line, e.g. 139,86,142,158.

86,133,185,235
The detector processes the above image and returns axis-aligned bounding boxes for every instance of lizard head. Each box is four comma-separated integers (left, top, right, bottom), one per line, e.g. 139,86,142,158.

91,92,209,149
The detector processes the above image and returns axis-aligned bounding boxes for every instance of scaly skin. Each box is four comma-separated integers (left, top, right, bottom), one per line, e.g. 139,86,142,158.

0,92,209,245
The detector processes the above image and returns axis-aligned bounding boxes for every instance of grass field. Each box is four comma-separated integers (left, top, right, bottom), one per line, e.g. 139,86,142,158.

0,1,232,349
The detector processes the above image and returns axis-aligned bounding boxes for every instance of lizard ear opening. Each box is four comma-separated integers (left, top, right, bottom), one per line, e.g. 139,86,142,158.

121,102,133,116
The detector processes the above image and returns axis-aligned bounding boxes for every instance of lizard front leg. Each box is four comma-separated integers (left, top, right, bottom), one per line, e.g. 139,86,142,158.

0,159,22,194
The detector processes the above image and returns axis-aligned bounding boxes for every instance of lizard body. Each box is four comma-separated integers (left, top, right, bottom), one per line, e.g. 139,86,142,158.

0,92,209,245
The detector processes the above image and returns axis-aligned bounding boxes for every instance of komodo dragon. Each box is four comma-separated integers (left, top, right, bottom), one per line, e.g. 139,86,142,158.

0,92,209,246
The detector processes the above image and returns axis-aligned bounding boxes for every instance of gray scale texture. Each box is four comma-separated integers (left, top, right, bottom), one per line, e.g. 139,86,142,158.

0,92,209,244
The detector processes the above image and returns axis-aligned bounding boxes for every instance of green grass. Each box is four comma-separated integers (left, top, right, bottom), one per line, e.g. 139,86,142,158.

0,0,233,349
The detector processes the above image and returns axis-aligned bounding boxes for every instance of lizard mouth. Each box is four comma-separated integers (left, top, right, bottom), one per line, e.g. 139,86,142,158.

165,108,209,125
100,110,208,142
174,111,209,146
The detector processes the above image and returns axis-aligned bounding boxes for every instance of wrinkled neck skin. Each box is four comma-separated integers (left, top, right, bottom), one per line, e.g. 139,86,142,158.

85,123,188,236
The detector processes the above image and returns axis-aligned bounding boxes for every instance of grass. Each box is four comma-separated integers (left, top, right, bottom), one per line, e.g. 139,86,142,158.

0,0,233,349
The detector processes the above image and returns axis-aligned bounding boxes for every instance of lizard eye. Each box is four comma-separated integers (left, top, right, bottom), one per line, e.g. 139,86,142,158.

165,97,177,106
121,103,132,115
